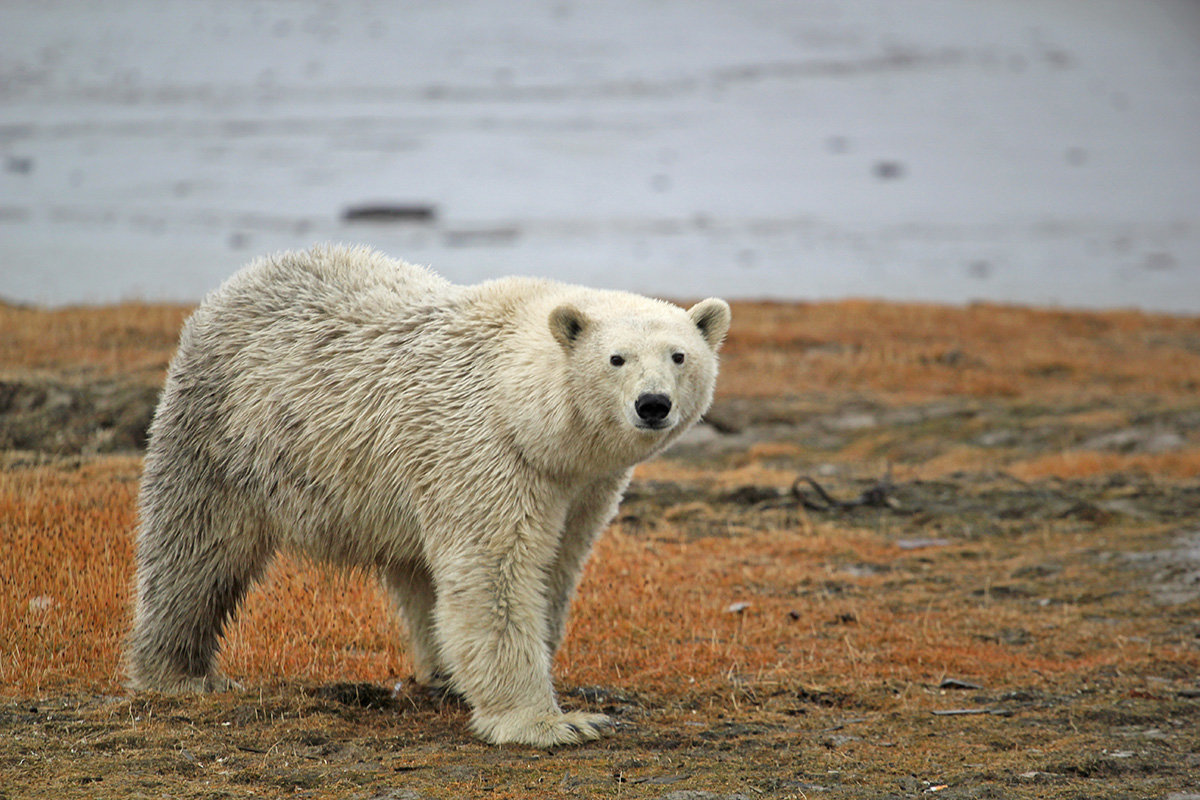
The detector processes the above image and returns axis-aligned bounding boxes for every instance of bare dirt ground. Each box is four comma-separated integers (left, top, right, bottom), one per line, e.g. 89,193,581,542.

2,299,1199,799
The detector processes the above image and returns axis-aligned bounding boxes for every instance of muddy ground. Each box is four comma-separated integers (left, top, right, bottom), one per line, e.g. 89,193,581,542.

2,303,1200,799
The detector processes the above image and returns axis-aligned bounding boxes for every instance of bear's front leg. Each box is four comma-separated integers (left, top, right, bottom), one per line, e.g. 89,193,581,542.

429,524,612,747
545,470,631,658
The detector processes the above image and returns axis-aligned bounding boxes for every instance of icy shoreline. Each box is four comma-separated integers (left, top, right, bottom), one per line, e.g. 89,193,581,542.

2,0,1198,311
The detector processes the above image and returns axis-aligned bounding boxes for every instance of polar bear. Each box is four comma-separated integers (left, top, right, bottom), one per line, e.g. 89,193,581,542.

126,245,730,746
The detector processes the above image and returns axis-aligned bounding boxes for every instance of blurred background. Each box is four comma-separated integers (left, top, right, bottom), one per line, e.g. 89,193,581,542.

1,0,1197,312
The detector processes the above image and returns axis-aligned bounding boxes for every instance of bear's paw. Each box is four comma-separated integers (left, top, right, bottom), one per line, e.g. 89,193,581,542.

129,669,243,694
472,709,614,747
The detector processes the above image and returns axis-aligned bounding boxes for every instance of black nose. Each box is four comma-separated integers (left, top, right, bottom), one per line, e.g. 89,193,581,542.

635,393,672,424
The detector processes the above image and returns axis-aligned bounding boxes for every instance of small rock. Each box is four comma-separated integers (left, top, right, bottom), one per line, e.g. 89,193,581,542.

823,734,860,748
1081,427,1184,453
896,538,951,550
874,161,904,180
27,595,54,613
342,203,437,223
976,429,1018,447
5,156,34,174
824,411,878,431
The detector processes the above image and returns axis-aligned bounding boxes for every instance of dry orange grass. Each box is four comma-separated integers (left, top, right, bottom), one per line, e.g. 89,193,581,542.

0,302,190,381
0,458,140,693
719,300,1200,402
1009,449,1200,482
4,458,1192,702
563,520,1197,696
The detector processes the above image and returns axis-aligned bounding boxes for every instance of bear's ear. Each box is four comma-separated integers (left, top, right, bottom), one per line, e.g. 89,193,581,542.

549,304,590,351
687,298,732,351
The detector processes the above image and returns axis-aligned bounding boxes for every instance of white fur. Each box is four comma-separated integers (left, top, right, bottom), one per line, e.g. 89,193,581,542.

126,245,730,746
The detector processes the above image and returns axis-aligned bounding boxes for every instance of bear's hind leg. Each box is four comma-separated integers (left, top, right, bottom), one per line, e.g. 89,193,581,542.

383,561,451,688
127,504,272,693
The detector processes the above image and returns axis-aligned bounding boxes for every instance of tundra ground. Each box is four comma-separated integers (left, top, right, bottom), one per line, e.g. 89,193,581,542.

2,299,1198,799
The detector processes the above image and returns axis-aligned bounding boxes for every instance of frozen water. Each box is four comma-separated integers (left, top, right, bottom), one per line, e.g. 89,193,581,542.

1,0,1198,311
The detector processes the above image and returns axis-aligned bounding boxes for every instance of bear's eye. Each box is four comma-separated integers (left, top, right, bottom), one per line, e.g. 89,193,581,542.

610,354,625,367
672,352,685,365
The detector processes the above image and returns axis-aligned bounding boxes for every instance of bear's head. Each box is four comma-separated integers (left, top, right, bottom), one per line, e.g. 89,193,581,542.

548,294,731,466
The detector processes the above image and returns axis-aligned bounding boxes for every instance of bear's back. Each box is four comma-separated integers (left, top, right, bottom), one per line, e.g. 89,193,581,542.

153,249,478,476
193,245,451,338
